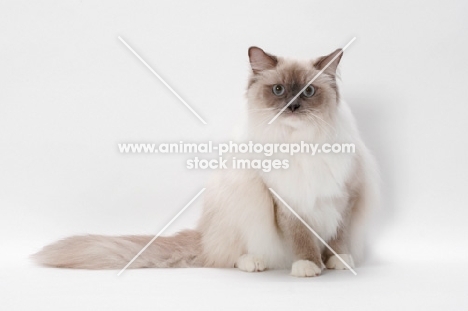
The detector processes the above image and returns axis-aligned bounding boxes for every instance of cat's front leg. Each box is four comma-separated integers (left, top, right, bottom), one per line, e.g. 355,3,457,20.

276,205,323,277
235,254,266,272
322,202,355,270
322,226,355,270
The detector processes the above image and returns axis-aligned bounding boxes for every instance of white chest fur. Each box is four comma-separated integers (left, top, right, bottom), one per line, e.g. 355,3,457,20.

261,152,355,241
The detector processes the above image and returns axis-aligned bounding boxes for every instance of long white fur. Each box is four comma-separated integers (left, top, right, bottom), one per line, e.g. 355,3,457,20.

198,98,379,269
33,52,379,275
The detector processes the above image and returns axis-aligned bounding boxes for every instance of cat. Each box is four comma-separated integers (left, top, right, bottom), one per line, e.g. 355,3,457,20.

32,46,379,277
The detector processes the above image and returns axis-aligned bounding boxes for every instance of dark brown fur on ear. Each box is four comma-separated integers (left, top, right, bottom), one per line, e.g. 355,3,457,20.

314,49,343,76
248,46,278,74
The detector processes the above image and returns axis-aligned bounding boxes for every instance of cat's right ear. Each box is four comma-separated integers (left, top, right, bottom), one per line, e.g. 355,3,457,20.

248,47,278,74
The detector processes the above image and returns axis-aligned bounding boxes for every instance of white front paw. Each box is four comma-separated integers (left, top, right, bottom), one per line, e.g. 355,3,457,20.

291,260,322,277
325,254,355,270
236,254,266,272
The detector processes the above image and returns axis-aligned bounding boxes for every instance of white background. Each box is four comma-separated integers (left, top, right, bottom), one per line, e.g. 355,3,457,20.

1,0,467,310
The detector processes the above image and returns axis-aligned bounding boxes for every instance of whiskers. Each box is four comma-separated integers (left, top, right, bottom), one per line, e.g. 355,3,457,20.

303,109,337,140
246,106,337,142
247,108,277,130
247,107,278,113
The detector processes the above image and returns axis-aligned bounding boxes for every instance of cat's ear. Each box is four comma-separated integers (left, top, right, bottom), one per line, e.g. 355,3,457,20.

314,49,343,76
248,47,278,74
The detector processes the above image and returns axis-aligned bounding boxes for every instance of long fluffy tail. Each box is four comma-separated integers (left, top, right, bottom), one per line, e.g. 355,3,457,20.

32,230,202,269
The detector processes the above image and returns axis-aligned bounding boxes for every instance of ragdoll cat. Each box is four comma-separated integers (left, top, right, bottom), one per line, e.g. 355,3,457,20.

33,46,379,277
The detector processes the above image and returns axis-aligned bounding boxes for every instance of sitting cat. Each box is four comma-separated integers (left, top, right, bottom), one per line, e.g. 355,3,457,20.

33,46,379,277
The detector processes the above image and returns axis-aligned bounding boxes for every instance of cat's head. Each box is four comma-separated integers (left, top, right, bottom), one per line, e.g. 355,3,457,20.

246,47,342,135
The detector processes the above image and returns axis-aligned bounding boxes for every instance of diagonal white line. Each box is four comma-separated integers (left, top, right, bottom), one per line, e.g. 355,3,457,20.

268,37,356,125
268,188,357,275
118,36,207,125
117,188,206,276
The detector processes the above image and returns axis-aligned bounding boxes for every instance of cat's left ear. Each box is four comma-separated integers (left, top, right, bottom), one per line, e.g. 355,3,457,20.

314,49,343,77
248,47,278,74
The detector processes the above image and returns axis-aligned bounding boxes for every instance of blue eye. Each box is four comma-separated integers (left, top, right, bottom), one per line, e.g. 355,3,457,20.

302,85,315,97
272,84,285,96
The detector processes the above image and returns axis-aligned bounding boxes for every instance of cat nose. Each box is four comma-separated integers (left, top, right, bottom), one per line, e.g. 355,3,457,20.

288,103,301,112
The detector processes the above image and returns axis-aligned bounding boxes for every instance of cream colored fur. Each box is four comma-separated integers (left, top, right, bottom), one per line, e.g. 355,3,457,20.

33,47,379,277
